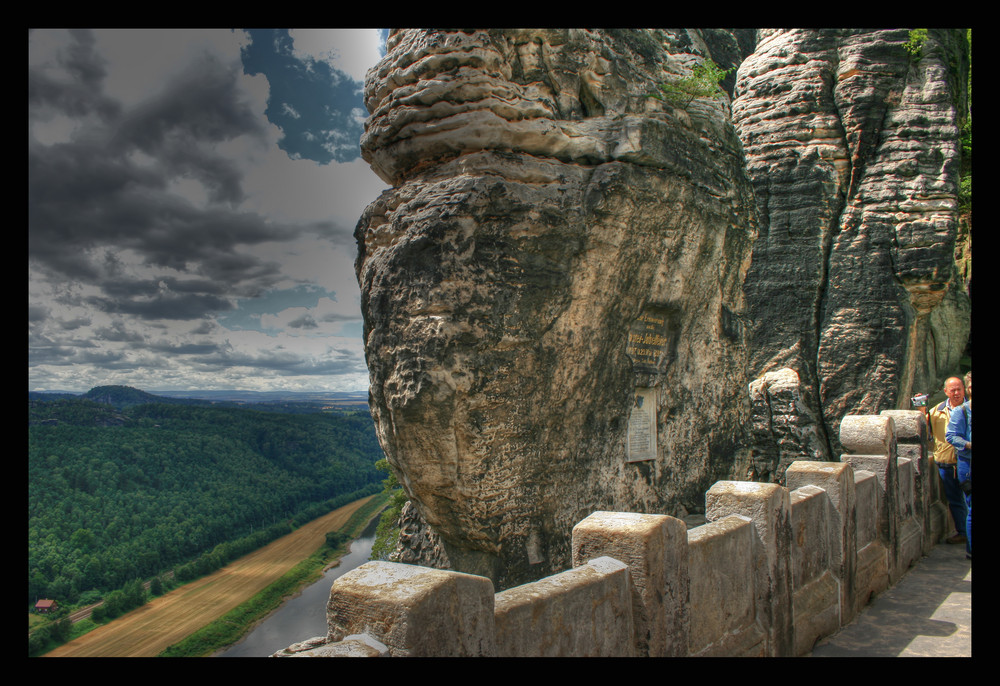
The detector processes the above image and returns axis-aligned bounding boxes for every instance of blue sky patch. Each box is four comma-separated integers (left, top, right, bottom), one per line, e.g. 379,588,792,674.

240,29,367,165
217,284,337,332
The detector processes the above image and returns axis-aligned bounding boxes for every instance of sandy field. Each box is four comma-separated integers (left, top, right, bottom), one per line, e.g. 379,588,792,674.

45,495,374,657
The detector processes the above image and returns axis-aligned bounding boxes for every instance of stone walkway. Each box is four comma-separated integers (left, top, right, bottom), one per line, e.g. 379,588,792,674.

809,542,971,657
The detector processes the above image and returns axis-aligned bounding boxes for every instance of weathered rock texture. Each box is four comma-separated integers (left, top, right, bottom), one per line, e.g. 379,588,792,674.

356,29,758,587
354,28,970,588
748,367,827,483
734,29,970,464
389,500,451,569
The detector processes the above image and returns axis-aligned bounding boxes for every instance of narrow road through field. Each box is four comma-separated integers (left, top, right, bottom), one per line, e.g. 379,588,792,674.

45,495,374,658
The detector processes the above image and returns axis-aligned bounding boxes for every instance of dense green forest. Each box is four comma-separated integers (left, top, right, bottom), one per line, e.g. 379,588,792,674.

28,389,383,605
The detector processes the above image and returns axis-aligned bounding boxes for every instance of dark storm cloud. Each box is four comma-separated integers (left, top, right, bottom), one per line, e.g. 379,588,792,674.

92,320,146,342
189,320,217,335
108,53,266,205
318,311,360,323
97,352,173,371
28,137,291,276
29,32,295,320
28,29,121,121
58,316,93,331
29,328,98,357
28,304,48,323
115,53,265,149
287,314,319,329
29,341,124,367
194,249,285,290
99,275,229,299
86,291,234,321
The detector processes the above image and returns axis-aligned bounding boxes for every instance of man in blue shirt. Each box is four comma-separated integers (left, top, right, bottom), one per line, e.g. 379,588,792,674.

946,371,971,559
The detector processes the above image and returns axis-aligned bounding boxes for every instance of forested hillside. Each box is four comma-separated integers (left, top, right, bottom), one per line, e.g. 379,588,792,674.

28,393,383,605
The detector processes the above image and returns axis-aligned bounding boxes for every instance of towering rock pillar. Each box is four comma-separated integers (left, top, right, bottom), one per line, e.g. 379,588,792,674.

733,29,970,462
355,29,757,587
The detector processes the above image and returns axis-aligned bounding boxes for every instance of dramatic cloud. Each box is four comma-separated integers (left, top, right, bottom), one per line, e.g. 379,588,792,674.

28,29,388,392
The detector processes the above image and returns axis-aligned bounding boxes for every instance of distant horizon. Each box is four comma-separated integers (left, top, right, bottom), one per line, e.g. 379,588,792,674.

29,385,369,397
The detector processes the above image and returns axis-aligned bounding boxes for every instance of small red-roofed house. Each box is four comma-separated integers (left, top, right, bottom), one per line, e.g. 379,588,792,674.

34,599,58,613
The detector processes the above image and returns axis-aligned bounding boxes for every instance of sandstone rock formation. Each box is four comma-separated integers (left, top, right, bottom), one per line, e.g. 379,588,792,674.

354,28,970,587
356,29,758,587
733,29,970,464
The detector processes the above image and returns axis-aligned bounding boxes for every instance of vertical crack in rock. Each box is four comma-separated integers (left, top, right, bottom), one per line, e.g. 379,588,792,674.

735,29,846,463
812,34,845,462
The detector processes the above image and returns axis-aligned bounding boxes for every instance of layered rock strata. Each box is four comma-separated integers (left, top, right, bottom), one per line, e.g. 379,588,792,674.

356,29,757,587
734,29,970,462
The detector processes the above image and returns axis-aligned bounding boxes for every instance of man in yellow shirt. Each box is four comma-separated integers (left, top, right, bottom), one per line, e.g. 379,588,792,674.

925,377,969,547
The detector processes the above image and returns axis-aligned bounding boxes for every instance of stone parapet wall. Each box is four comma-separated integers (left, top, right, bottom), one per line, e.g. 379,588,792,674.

494,556,635,657
685,514,764,656
277,410,946,657
788,485,840,656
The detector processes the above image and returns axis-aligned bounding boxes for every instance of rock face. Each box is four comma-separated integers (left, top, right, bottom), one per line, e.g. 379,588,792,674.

390,500,451,569
356,29,758,587
747,368,827,483
733,29,970,464
354,28,970,587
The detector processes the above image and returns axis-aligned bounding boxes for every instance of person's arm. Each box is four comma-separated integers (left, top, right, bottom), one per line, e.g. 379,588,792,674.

946,405,970,452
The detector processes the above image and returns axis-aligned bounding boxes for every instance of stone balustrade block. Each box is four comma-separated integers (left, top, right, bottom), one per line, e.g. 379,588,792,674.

879,409,927,444
785,460,858,624
706,480,794,656
687,515,765,656
495,556,634,657
840,414,896,456
571,510,689,656
327,561,497,657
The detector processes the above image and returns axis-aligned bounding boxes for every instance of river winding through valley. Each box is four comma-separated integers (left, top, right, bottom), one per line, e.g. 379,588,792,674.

218,515,378,657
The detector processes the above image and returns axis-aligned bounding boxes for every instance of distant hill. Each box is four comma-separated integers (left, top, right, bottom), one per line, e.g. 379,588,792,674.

28,396,128,427
152,389,369,403
82,385,189,409
30,386,371,422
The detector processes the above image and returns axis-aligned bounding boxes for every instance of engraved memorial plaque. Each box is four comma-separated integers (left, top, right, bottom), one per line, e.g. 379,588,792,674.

627,387,657,462
626,306,674,374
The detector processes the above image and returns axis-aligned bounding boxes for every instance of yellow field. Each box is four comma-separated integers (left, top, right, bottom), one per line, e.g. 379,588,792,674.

45,495,375,658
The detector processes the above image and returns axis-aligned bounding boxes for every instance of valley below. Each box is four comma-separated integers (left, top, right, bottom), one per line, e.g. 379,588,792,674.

45,495,375,658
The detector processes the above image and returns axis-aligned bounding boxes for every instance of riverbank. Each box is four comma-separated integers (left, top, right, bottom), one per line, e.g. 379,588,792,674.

218,512,381,656
165,493,388,657
45,493,386,657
